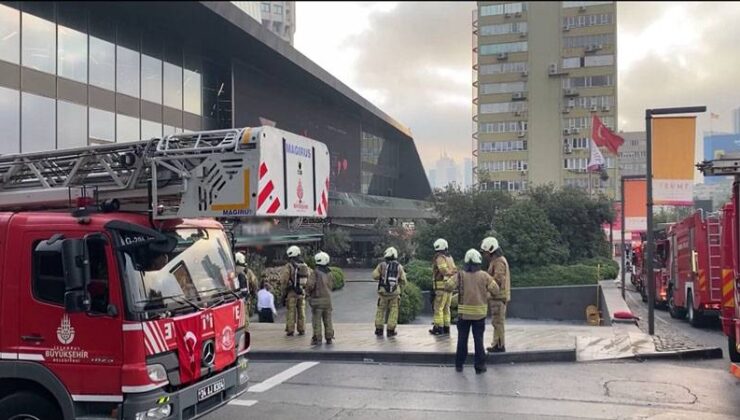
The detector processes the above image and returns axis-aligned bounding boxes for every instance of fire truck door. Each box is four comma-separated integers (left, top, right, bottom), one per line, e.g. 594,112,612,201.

18,231,124,398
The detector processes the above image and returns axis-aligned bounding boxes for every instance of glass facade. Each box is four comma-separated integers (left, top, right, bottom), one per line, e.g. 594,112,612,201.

89,36,115,90
22,12,55,74
0,86,20,155
57,100,87,149
58,26,87,83
22,92,55,153
361,131,399,195
89,108,115,143
141,54,162,104
0,5,20,64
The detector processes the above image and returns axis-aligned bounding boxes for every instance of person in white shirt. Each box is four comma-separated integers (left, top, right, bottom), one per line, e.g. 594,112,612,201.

257,282,278,323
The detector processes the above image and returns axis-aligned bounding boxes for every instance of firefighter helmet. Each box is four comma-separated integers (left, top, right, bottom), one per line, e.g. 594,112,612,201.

464,249,483,264
314,251,330,266
286,245,302,258
480,237,500,254
383,247,398,260
235,251,247,267
433,238,449,251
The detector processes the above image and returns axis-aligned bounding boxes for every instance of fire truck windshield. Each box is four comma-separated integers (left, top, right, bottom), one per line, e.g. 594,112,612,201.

120,228,238,314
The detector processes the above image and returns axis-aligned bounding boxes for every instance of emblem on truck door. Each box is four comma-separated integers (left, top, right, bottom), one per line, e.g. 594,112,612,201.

57,314,75,345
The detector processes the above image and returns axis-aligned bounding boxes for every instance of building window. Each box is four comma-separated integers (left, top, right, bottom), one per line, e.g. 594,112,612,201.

0,4,20,64
58,25,87,83
480,82,526,94
480,102,527,114
478,62,527,75
141,54,163,104
480,140,527,153
565,137,589,150
563,13,614,29
561,54,615,69
0,86,20,155
163,125,182,136
89,108,115,143
479,41,528,55
32,240,65,305
484,179,527,192
479,22,527,36
184,68,202,115
141,119,162,139
116,113,140,142
565,116,615,130
273,4,283,14
261,3,270,13
562,1,613,8
563,75,614,88
89,36,115,91
164,62,183,110
116,45,140,98
57,100,87,149
479,160,527,172
22,12,56,74
563,34,615,49
21,92,55,153
564,158,589,171
479,2,527,17
479,121,527,134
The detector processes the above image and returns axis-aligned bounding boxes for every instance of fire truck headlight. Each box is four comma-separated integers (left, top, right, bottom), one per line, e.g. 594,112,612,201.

135,404,172,420
146,364,168,383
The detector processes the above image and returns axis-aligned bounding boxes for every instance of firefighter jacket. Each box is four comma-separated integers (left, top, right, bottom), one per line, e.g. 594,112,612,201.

372,261,407,297
487,255,511,302
306,267,333,309
445,269,499,320
432,253,457,291
280,261,311,300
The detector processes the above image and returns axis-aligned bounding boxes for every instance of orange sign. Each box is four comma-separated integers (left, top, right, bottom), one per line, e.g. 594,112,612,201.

624,178,647,232
652,116,696,205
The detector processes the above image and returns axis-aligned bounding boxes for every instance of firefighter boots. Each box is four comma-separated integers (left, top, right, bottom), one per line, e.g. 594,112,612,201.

387,329,397,337
442,326,450,335
429,326,442,335
375,328,384,336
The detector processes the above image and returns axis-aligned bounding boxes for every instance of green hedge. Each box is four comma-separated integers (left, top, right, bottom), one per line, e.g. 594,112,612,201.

329,266,345,290
577,257,619,280
399,283,423,324
512,264,600,288
405,260,433,292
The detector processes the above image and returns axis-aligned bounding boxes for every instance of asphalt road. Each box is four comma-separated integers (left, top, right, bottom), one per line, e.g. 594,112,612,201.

206,359,740,419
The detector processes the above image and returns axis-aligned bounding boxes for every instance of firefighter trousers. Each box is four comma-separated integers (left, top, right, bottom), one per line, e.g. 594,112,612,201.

433,291,451,327
311,305,334,340
375,295,400,331
286,296,306,334
489,300,507,348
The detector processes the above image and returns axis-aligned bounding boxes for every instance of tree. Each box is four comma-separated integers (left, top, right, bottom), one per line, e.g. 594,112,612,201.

524,185,613,262
322,227,351,257
493,200,568,268
372,219,418,263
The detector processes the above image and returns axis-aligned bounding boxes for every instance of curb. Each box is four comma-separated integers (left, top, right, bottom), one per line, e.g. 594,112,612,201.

634,347,724,361
247,348,576,365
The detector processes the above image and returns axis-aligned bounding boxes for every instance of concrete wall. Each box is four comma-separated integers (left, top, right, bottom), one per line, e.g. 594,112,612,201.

508,285,600,321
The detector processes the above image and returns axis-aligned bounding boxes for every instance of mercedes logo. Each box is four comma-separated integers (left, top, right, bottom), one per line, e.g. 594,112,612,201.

202,340,215,367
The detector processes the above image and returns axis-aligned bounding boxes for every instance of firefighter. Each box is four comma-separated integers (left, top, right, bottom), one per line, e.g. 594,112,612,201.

373,247,407,337
481,237,510,353
306,251,334,345
235,251,259,331
445,249,499,373
430,238,457,336
279,245,309,336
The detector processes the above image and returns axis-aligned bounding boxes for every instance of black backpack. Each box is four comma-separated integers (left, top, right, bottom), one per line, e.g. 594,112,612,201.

380,261,400,293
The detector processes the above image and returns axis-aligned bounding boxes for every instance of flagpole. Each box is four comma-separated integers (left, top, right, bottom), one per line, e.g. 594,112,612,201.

588,135,593,197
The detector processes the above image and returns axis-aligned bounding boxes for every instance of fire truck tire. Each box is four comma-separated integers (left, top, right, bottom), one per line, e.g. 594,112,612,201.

667,288,685,319
687,295,703,327
728,336,740,363
0,391,61,420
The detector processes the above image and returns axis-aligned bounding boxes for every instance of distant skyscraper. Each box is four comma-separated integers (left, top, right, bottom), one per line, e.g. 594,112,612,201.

434,153,460,189
232,2,295,45
463,158,473,189
733,107,740,134
428,169,438,190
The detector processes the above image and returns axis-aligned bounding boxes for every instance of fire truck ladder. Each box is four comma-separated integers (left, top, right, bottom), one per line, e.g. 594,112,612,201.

706,214,723,302
697,154,740,177
0,128,253,219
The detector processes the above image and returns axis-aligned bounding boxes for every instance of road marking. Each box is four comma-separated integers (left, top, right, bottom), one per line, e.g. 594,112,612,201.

229,399,258,407
248,362,319,393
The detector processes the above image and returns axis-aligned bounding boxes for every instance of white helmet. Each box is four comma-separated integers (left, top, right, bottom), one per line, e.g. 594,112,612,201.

480,237,500,254
235,252,247,266
286,245,301,258
314,251,330,266
433,238,449,252
383,247,398,259
464,249,483,264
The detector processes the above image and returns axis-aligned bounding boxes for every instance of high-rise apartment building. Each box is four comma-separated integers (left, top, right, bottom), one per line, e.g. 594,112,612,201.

618,131,647,178
473,1,618,197
259,1,295,45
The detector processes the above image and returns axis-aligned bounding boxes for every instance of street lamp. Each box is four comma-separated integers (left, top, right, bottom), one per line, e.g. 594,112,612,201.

644,106,706,335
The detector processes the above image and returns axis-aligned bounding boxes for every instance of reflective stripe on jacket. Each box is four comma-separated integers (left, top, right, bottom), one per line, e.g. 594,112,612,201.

445,270,499,321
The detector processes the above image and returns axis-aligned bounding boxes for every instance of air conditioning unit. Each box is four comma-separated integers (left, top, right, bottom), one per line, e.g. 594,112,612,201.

514,111,522,116
571,128,580,134
514,11,522,17
512,92,526,100
519,31,527,38
590,105,598,112
567,99,576,107
602,105,611,112
561,106,572,114
585,44,601,53
564,88,579,97
562,24,571,32
548,63,559,75
579,5,587,12
564,144,573,154
517,131,527,138
521,70,529,77
504,12,512,18
496,53,509,60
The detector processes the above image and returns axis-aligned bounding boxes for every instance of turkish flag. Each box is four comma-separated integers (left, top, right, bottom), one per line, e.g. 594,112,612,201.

175,314,202,385
214,303,237,371
592,115,624,155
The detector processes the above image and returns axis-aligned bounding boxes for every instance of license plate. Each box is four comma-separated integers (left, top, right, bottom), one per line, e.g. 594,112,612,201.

197,378,226,402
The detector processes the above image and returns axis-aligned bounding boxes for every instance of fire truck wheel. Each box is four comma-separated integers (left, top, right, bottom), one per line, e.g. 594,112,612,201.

687,295,702,327
0,391,60,420
667,288,685,319
728,336,740,363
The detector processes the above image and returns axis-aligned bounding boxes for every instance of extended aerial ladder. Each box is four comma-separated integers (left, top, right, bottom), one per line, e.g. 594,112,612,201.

0,126,331,220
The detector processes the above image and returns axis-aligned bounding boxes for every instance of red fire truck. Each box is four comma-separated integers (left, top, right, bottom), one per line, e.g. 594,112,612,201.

635,232,669,307
0,127,330,419
698,156,740,371
664,210,722,326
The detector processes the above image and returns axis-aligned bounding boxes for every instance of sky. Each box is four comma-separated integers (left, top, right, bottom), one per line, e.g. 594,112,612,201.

294,2,740,172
